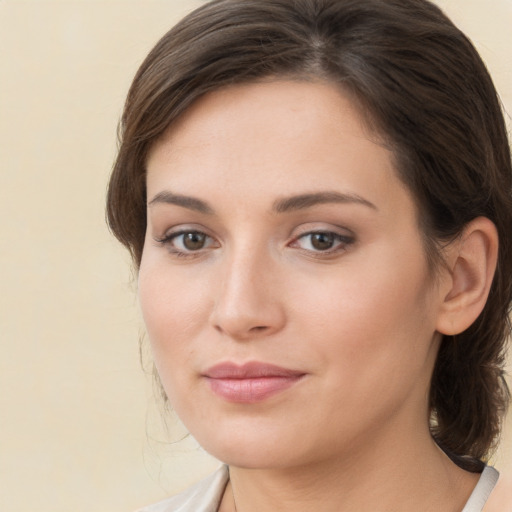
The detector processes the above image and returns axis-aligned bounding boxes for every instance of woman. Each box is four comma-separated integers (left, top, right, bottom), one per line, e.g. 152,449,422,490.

107,0,512,510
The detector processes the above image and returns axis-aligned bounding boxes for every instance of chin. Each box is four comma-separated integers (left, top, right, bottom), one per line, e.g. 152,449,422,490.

190,422,306,470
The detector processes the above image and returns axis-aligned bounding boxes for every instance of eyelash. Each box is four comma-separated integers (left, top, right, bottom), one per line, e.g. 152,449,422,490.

290,231,355,255
154,229,355,258
154,230,217,259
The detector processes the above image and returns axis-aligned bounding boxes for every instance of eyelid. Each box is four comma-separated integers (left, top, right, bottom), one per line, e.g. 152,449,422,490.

288,225,356,255
154,229,213,245
290,223,355,241
153,226,220,257
151,223,355,258
292,231,354,246
153,223,214,241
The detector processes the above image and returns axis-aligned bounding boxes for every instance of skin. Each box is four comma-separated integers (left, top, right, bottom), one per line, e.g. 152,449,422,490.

484,477,512,511
139,80,488,511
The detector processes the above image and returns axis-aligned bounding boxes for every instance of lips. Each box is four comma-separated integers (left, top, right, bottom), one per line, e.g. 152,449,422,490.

202,362,306,403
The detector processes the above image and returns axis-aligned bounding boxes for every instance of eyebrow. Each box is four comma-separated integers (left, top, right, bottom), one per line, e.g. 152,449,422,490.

272,191,377,213
148,191,214,214
148,190,377,214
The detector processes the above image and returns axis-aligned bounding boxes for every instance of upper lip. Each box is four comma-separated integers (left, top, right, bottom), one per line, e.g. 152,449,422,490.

203,361,305,379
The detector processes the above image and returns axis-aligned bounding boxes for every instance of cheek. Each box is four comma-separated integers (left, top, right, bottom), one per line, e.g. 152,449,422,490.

295,249,437,383
137,260,210,379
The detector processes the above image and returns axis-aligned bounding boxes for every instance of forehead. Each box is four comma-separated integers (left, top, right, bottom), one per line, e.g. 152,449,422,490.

152,79,378,146
146,80,413,218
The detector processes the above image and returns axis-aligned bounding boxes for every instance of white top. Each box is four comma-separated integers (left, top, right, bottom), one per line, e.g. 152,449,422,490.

137,464,499,512
462,466,499,512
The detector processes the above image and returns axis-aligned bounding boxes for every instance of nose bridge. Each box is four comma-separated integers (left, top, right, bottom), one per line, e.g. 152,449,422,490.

211,238,285,339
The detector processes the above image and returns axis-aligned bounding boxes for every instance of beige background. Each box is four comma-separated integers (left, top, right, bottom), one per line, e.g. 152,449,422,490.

0,1,511,511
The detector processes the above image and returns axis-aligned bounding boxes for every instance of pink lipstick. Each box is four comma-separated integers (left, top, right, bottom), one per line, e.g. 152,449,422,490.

203,362,305,403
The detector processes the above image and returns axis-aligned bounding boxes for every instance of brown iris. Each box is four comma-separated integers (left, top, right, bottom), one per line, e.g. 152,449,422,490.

310,232,335,251
182,232,207,250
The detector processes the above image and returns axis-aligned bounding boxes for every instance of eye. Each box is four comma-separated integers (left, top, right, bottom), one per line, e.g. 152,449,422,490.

176,231,209,251
155,229,218,255
291,231,354,253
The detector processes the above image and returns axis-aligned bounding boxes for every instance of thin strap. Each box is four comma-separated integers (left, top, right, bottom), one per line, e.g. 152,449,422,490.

461,466,499,512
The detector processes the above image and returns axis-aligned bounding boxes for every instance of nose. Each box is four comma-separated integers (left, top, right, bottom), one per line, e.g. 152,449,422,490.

209,248,286,340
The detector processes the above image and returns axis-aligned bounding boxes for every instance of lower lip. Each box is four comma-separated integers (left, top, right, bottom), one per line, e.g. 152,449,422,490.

205,375,304,403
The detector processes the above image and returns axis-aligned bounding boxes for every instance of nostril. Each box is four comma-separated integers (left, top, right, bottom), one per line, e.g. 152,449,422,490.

213,324,269,337
250,326,268,332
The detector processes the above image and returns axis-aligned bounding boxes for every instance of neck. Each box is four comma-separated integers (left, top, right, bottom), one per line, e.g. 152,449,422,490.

222,421,479,512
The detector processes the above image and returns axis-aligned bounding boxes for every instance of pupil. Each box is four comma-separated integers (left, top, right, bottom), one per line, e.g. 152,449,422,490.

311,233,334,250
184,232,205,250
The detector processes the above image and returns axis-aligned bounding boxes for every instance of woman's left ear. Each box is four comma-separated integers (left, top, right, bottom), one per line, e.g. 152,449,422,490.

436,217,498,336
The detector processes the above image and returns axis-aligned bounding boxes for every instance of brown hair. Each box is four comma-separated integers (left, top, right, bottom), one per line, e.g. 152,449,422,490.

107,0,512,471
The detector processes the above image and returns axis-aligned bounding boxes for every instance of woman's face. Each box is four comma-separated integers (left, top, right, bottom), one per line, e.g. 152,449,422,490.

140,80,447,469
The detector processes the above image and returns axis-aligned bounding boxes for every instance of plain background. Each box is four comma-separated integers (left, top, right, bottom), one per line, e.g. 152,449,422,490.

0,1,511,511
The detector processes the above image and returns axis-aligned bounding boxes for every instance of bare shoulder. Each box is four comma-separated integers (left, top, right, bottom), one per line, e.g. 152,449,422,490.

484,472,512,512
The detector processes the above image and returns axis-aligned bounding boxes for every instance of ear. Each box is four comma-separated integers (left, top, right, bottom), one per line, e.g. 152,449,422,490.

436,217,498,336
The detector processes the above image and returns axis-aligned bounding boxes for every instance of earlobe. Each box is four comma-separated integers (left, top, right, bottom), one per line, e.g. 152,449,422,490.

436,217,498,336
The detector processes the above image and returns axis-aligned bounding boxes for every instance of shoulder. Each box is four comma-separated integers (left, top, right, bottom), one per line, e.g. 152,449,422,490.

135,465,229,512
483,471,512,512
